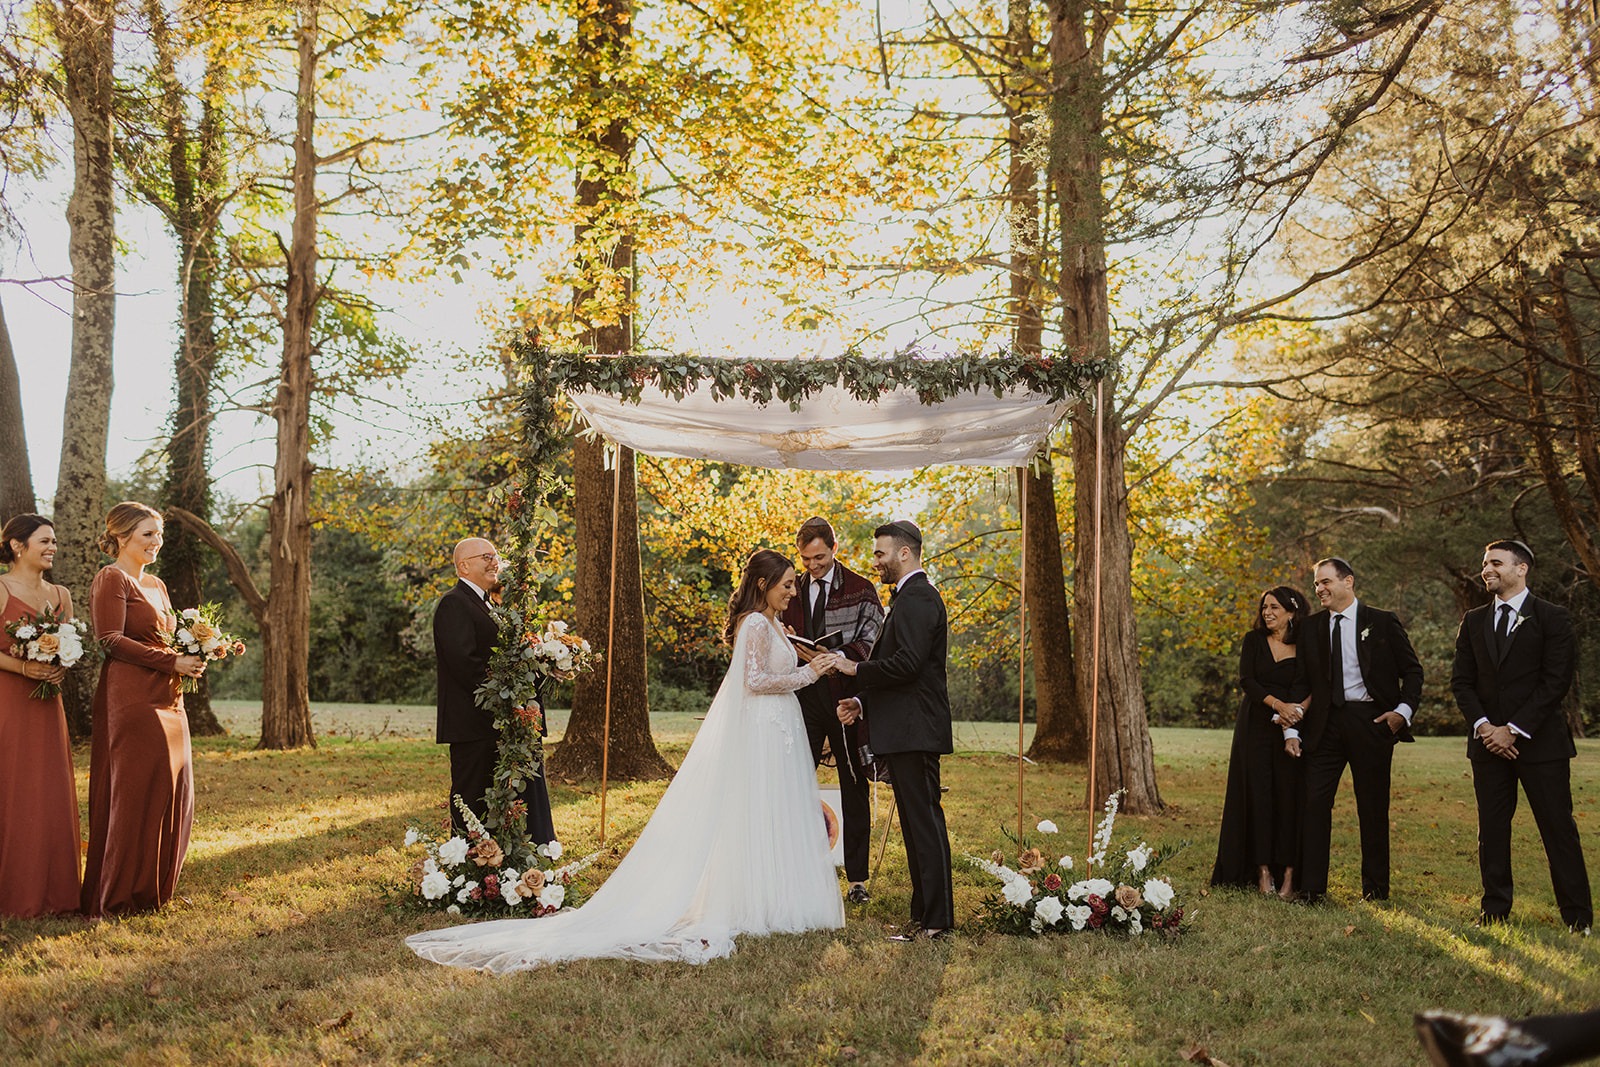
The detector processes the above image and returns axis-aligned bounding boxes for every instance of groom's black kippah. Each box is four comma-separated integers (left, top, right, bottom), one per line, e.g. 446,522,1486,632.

882,519,922,546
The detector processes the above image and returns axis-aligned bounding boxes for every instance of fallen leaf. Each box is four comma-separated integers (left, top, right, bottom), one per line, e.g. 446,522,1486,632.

318,1011,353,1031
143,978,164,997
1343,925,1356,936
1359,1010,1375,1024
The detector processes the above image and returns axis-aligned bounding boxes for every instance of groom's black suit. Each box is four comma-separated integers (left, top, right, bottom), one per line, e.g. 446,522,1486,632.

1296,601,1422,900
853,571,953,930
1452,593,1591,927
433,579,555,842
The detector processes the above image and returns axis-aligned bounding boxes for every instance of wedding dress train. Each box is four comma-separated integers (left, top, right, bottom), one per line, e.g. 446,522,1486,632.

406,613,845,971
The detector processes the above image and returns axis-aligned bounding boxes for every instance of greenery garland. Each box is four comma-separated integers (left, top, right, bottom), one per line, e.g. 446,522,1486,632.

526,343,1108,413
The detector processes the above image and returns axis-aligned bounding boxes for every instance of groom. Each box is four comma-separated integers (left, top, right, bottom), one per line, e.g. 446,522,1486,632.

433,537,555,844
836,520,954,941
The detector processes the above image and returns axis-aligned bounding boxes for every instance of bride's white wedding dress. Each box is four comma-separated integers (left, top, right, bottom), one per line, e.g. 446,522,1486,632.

406,612,845,971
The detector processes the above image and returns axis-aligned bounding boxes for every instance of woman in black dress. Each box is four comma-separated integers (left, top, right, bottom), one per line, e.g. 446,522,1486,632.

1210,586,1311,898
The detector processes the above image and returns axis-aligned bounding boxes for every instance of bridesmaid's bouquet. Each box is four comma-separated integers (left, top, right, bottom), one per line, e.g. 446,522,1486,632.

163,604,247,692
965,791,1189,939
5,604,89,699
524,619,598,681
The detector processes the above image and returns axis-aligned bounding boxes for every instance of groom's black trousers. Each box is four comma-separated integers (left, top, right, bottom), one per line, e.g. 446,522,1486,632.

799,687,871,882
883,750,954,930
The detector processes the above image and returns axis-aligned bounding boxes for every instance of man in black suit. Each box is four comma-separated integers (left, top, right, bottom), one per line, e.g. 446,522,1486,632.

433,537,555,843
1296,556,1423,902
835,520,954,941
779,517,885,905
1451,539,1591,932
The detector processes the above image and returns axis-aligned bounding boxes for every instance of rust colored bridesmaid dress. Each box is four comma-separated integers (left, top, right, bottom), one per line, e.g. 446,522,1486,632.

80,565,193,918
0,593,82,917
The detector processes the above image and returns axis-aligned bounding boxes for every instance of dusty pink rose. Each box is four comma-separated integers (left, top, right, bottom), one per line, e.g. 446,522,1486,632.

471,838,505,868
516,868,546,899
1114,884,1143,910
33,632,60,658
1017,848,1045,874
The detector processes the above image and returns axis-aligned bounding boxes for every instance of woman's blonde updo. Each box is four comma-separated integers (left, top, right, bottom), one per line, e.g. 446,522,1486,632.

99,501,163,557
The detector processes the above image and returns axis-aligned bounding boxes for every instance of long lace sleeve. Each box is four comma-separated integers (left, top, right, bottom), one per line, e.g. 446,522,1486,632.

743,616,823,695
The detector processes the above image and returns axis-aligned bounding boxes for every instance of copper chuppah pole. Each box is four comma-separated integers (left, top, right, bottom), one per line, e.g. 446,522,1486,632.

597,445,623,846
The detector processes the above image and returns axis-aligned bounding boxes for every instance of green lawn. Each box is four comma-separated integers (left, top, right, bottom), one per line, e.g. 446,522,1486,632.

3,714,1597,1065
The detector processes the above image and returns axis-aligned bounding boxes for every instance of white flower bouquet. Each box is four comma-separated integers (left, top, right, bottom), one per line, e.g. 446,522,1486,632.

966,792,1188,938
5,602,89,699
402,798,598,918
161,603,246,693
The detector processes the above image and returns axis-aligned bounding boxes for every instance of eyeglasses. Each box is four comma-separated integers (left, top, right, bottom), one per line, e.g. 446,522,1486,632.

466,552,502,566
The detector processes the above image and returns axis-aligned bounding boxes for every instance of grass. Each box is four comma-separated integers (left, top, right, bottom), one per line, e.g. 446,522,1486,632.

2,713,1597,1065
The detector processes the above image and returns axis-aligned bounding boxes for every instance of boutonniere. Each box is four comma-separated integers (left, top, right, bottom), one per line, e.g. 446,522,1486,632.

1360,627,1370,642
1510,612,1529,633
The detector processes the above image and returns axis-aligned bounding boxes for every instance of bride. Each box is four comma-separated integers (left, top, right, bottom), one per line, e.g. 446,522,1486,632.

407,548,848,971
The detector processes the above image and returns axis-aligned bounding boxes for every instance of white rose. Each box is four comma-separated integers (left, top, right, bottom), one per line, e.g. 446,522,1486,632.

1029,916,1044,933
1111,905,1127,921
1126,843,1152,872
422,858,438,876
1002,878,1033,907
549,621,568,634
26,642,50,661
446,904,461,916
181,608,200,621
1129,913,1143,935
13,624,35,640
420,871,451,900
1036,819,1058,834
437,836,470,867
1067,878,1114,902
403,828,420,847
1034,896,1065,926
1057,856,1074,870
55,629,83,667
1142,878,1175,911
540,841,563,860
175,628,194,645
500,879,523,907
1065,904,1091,931
579,639,591,652
541,640,564,657
456,882,477,904
201,637,221,654
538,883,566,909
452,874,465,888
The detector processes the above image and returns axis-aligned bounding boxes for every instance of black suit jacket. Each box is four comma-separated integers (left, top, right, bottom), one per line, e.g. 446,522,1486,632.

434,580,499,744
853,572,952,755
1296,602,1424,750
1451,594,1577,763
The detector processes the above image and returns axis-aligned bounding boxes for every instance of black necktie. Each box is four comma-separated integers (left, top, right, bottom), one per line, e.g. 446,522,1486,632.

1495,603,1512,652
1330,613,1346,708
810,579,828,639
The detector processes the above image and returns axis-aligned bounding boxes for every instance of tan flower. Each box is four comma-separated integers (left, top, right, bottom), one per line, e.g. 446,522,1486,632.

990,849,1006,867
471,838,505,868
1114,884,1143,910
517,867,546,898
34,632,60,657
189,619,217,642
1017,847,1045,874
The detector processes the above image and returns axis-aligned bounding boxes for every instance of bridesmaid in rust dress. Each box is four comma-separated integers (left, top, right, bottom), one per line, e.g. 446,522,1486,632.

80,502,208,918
0,515,81,917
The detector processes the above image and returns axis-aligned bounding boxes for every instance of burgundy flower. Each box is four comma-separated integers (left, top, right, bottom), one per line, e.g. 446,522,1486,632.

1043,873,1062,892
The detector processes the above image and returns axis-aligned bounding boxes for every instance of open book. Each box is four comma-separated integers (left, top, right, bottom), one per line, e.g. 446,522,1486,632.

787,630,844,651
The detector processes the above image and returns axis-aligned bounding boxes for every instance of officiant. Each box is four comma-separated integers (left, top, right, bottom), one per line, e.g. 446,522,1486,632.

779,517,884,904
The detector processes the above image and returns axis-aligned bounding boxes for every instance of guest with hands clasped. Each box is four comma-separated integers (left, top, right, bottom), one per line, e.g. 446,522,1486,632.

1451,539,1591,933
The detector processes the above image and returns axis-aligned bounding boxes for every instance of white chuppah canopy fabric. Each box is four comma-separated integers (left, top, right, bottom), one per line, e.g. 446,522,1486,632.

566,384,1067,471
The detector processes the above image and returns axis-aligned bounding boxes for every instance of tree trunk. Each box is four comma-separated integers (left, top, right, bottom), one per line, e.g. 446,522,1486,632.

1008,0,1084,763
0,296,36,520
147,0,224,735
1021,462,1086,761
548,0,668,782
50,0,118,740
258,0,318,751
1050,0,1161,812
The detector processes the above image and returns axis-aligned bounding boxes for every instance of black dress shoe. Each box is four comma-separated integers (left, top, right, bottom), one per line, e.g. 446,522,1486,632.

1414,1010,1551,1066
846,885,871,905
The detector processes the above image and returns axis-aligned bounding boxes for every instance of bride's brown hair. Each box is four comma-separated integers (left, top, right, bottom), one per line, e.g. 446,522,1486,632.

724,549,796,644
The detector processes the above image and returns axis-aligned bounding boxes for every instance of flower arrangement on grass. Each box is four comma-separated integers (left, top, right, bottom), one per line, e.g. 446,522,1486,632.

162,604,247,693
967,790,1188,938
403,799,599,917
5,603,89,699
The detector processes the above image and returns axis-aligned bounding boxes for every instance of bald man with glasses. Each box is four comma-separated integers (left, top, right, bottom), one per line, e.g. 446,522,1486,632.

433,538,555,843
